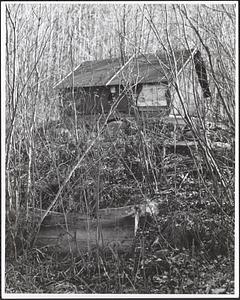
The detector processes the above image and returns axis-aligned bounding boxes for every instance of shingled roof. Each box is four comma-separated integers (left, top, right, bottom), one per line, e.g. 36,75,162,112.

54,49,196,89
54,57,122,89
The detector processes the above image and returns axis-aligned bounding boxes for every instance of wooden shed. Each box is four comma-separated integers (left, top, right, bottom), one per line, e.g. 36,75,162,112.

54,48,211,119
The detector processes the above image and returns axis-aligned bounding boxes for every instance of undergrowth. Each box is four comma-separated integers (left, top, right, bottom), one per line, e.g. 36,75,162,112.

5,117,235,294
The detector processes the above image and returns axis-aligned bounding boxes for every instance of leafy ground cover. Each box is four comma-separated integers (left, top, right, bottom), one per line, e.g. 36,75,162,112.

5,117,235,294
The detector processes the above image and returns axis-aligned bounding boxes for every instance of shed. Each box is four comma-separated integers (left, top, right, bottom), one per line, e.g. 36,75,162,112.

54,48,211,118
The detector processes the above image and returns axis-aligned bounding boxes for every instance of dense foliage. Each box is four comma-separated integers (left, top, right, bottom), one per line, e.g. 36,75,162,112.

4,2,236,295
5,116,235,294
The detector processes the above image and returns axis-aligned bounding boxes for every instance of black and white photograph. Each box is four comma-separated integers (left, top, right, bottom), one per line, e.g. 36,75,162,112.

1,1,239,298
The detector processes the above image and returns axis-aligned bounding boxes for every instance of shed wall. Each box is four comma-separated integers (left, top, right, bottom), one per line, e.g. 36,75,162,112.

170,60,204,117
60,86,130,117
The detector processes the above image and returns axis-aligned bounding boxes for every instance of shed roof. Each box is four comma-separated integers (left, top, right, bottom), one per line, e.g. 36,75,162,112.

54,49,195,89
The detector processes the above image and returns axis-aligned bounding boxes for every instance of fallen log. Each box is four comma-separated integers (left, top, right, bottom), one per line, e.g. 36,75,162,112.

6,201,159,255
32,207,136,254
29,201,159,254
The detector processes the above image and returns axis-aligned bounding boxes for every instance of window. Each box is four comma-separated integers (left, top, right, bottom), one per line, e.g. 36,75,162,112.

137,84,170,107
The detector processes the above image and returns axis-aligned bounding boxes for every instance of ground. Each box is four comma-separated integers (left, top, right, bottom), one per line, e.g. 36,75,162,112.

5,117,235,294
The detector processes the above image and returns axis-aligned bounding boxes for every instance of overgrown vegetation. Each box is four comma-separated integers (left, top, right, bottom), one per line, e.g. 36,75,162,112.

4,2,236,295
5,115,235,294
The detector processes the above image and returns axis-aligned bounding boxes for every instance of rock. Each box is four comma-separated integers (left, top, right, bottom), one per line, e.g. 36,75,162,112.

211,288,226,294
211,142,231,150
155,249,169,257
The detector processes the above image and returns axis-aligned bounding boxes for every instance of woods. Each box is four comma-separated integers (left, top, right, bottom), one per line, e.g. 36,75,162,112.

3,2,237,296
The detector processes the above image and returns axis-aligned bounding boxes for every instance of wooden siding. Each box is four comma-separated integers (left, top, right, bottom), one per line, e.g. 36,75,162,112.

60,87,110,115
60,86,130,116
170,59,204,117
